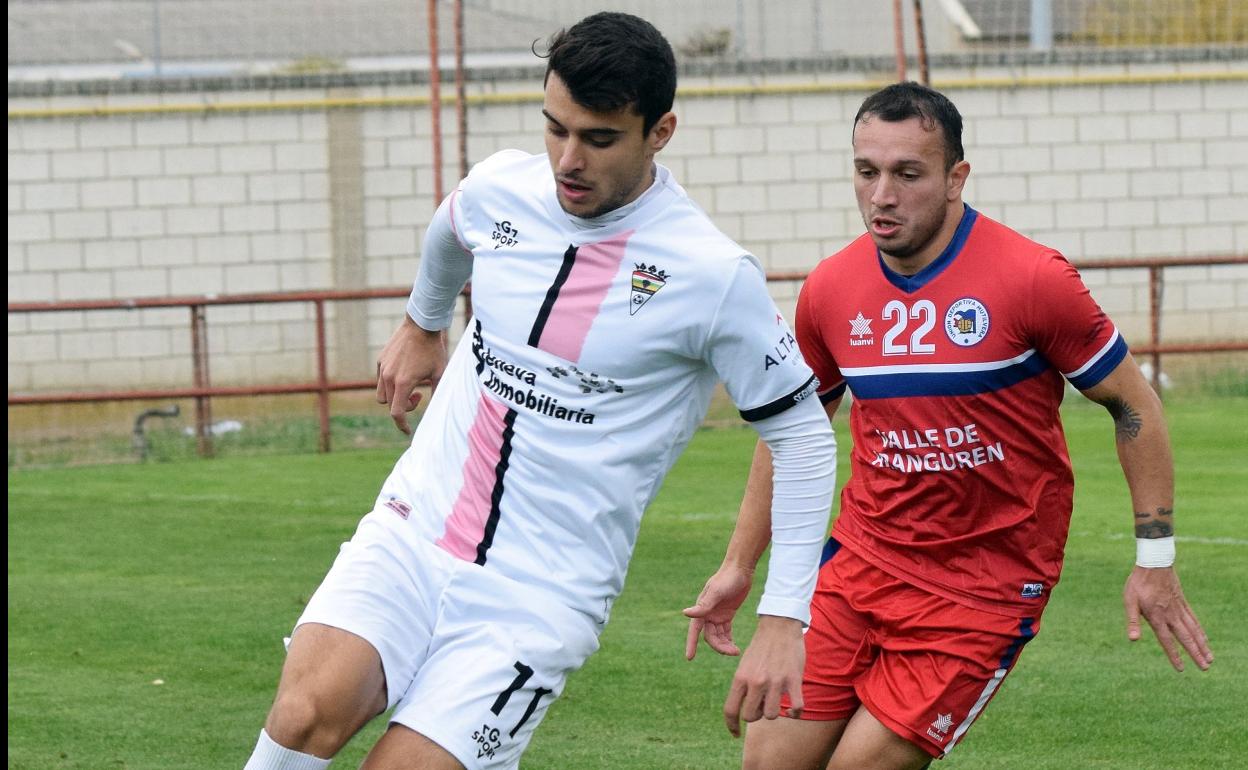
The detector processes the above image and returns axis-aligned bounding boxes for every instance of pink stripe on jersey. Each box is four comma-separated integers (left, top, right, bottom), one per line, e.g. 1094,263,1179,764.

436,393,509,561
538,230,632,363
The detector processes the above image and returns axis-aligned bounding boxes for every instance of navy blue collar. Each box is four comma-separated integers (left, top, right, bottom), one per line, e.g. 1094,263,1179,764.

878,204,978,293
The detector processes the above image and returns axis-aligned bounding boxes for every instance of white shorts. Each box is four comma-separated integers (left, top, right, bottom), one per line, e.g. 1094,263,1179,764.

296,511,601,769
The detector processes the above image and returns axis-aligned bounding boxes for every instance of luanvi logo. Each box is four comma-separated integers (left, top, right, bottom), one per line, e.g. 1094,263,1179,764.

926,712,954,743
849,311,874,347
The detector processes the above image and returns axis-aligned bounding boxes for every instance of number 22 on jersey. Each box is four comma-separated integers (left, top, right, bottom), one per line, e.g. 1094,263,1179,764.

882,299,937,356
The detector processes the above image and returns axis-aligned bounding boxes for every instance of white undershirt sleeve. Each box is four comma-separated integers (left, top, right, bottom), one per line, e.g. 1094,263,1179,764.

406,191,474,331
750,395,836,625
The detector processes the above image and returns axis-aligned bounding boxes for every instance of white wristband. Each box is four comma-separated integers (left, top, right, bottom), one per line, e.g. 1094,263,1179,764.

1135,536,1176,568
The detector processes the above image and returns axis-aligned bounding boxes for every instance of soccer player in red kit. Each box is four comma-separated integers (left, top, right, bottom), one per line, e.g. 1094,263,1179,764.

682,82,1213,770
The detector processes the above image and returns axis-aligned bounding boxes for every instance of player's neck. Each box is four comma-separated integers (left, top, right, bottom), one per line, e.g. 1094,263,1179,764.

880,201,965,276
566,163,663,230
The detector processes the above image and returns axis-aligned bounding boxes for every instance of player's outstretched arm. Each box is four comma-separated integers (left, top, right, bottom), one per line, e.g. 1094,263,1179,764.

1080,355,1213,672
375,316,447,435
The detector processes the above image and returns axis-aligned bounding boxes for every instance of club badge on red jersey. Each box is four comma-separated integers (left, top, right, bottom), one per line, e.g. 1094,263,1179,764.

944,298,990,347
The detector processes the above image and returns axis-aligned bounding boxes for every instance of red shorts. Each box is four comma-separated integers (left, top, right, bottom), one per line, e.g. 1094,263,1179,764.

781,540,1039,758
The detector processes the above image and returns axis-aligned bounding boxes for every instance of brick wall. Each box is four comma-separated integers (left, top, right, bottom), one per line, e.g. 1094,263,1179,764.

8,60,1247,393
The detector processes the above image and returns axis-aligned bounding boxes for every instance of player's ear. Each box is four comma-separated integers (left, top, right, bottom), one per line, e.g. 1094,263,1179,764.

946,159,970,201
647,111,677,153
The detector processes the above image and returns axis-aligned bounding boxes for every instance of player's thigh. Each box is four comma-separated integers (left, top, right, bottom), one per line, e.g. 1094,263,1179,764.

825,706,932,770
361,723,466,770
293,514,452,712
390,566,601,769
742,715,847,770
272,622,387,719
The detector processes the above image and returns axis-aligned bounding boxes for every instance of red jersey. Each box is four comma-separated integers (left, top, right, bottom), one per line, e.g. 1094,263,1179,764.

797,207,1127,616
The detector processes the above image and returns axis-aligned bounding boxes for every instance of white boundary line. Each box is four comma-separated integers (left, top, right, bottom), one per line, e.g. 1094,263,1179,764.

1073,531,1248,547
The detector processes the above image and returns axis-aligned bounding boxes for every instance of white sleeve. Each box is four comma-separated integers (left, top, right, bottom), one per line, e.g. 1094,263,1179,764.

706,257,821,421
406,191,473,331
751,394,836,625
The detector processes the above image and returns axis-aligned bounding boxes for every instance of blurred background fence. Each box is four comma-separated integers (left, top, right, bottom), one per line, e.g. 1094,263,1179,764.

9,1,1248,79
9,0,1248,466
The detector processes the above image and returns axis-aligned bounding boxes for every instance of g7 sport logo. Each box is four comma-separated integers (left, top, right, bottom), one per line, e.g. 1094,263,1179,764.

491,220,519,249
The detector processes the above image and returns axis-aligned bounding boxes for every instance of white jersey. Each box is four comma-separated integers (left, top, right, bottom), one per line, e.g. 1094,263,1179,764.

379,150,818,624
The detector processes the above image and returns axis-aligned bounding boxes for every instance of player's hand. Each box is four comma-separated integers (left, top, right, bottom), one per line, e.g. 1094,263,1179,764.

376,317,447,435
722,615,805,738
1123,565,1213,672
683,565,753,660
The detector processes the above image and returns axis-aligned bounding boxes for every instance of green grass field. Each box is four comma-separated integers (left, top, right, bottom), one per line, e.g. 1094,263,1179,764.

8,396,1246,769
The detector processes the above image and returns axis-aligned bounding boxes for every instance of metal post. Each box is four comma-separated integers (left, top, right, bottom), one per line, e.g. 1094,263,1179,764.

315,300,331,453
152,0,163,77
1030,0,1054,51
893,0,908,81
1149,266,1163,395
454,0,473,328
189,304,214,457
913,0,930,85
454,0,468,182
427,0,444,205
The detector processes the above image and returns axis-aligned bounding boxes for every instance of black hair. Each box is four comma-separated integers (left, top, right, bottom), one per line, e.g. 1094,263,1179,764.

853,82,964,169
538,12,677,136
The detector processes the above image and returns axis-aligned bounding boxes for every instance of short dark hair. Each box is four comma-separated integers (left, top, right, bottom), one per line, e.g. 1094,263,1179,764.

853,82,964,169
539,12,677,136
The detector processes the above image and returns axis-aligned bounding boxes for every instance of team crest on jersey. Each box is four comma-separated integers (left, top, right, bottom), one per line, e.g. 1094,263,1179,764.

944,298,990,347
630,263,669,315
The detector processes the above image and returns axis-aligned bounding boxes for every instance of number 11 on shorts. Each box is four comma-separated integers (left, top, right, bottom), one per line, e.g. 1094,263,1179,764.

490,661,553,738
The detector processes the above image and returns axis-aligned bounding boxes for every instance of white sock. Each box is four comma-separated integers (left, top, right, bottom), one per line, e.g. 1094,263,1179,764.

243,729,332,770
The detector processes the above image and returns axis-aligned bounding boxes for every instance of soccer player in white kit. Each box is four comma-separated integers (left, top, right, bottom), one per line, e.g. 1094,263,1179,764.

243,13,837,770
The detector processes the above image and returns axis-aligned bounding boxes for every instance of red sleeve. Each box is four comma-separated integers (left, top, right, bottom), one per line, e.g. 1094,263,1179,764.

795,266,846,402
1027,250,1128,390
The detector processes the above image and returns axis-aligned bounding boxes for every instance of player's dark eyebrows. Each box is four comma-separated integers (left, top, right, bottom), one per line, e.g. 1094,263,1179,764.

854,155,928,169
541,109,625,138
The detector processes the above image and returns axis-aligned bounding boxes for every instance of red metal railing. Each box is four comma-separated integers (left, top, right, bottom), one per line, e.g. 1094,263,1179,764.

8,288,412,455
8,255,1247,456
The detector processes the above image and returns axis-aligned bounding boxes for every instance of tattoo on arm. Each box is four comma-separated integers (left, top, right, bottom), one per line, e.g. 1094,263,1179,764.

1099,396,1143,441
1134,507,1174,538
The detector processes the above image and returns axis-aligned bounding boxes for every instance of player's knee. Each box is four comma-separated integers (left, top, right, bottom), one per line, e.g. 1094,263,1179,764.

744,717,843,770
266,689,361,757
741,726,814,770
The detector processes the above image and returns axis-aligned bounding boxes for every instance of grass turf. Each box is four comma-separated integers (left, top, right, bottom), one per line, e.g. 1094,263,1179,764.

7,395,1245,768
